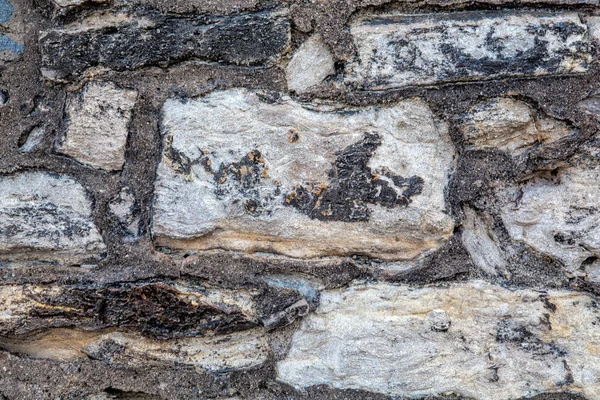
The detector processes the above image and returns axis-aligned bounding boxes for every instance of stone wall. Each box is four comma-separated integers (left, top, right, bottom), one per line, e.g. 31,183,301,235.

1,0,600,399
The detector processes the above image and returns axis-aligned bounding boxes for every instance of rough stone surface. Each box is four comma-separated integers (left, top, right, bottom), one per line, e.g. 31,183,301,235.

501,165,600,273
83,329,269,371
39,10,290,80
278,281,600,399
458,98,577,153
0,171,105,266
345,12,592,90
3,0,600,398
131,0,259,14
57,81,137,171
153,89,455,260
286,34,335,93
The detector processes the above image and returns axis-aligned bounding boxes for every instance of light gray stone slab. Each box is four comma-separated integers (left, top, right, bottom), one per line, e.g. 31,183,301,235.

345,12,592,90
152,89,455,260
286,34,335,93
277,281,600,399
0,171,105,266
57,81,137,171
501,165,600,272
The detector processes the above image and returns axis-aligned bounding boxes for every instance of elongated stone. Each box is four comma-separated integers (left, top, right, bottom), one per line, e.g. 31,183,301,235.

501,165,600,272
84,330,269,371
345,12,592,90
0,280,309,337
152,89,455,260
39,11,290,80
0,328,270,372
0,172,105,266
277,281,600,399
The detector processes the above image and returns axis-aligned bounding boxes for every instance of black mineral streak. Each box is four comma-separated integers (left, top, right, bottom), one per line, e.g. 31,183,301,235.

284,133,424,222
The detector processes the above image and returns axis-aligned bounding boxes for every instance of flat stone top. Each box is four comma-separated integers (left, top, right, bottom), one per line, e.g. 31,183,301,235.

0,171,105,266
152,89,455,260
345,11,591,90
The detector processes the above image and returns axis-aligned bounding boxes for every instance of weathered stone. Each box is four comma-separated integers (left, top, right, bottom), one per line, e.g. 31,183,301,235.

51,0,107,6
132,0,259,14
56,81,137,171
152,89,455,260
277,281,600,399
458,98,576,153
0,171,105,266
39,11,290,80
501,165,600,272
84,329,269,371
461,207,506,277
286,34,335,93
19,126,45,153
0,280,311,337
0,327,270,372
0,281,260,337
345,12,591,90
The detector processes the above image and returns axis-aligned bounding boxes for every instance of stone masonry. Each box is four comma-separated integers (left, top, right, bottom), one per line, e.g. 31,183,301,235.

1,0,600,399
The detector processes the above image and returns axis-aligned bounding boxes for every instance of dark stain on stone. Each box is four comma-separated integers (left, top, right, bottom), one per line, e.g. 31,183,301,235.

209,149,281,217
0,203,93,243
40,10,290,80
558,359,575,387
496,318,566,357
360,13,590,89
284,133,424,222
163,135,192,176
541,295,558,313
26,282,259,339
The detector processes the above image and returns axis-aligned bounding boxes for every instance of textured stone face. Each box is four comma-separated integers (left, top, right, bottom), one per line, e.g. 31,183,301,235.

152,89,455,260
345,12,591,90
0,172,105,266
501,165,600,272
39,11,290,80
57,81,137,171
277,281,600,399
457,98,576,153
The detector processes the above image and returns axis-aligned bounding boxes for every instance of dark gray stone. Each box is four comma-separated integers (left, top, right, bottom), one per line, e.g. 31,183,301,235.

39,10,290,80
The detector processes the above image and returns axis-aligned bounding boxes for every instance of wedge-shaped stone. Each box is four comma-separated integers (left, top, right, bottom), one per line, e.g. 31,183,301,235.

0,171,105,266
345,12,591,90
57,81,137,171
0,328,270,372
458,98,577,153
501,165,600,272
39,11,289,80
152,89,455,260
278,281,600,400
